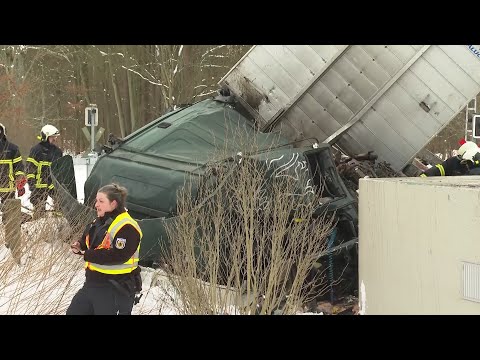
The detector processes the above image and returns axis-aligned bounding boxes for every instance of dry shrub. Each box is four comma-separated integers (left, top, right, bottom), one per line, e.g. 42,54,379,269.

161,118,336,315
0,187,94,314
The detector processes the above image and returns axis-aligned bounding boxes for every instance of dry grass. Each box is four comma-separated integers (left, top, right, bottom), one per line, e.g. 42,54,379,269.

0,189,179,315
160,119,336,315
0,188,91,315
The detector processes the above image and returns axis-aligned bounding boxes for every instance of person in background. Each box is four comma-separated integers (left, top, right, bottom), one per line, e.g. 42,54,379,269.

0,123,26,224
419,139,478,177
66,183,143,315
458,147,480,175
26,124,63,219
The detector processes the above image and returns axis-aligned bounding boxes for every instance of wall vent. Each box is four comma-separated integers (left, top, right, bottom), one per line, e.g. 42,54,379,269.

462,262,480,302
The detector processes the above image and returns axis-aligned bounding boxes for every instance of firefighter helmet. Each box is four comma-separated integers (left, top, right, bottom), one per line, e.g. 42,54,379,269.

40,124,60,142
461,147,480,164
457,141,477,156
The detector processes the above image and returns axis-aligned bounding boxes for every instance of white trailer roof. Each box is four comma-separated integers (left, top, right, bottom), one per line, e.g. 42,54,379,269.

219,45,480,171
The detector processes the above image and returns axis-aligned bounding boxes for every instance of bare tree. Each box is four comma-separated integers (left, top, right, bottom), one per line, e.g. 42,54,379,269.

0,45,251,154
122,45,251,110
160,124,334,315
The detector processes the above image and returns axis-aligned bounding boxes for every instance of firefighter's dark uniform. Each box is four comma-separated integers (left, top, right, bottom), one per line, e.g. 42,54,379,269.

66,209,143,315
25,141,63,217
419,156,468,177
0,134,25,221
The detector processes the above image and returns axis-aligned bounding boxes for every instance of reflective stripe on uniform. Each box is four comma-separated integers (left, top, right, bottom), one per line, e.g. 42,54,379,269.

435,164,445,176
26,157,53,188
26,157,39,167
0,159,18,191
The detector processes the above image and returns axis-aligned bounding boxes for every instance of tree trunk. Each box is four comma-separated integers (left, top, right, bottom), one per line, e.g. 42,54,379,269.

127,67,136,133
109,56,125,138
41,65,46,126
79,57,91,105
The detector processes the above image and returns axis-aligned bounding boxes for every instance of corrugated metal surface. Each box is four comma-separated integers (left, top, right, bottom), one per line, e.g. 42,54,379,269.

220,45,348,127
220,45,480,172
463,262,480,303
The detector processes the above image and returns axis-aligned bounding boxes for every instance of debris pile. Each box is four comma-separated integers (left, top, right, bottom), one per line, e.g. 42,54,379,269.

335,150,404,197
308,150,404,314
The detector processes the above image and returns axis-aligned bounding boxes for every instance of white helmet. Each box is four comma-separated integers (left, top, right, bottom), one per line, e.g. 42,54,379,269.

457,141,477,156
41,124,60,141
461,147,480,165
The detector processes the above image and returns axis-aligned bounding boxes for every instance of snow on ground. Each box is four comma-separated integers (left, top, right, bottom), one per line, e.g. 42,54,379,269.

0,221,250,315
0,157,321,315
0,216,180,315
0,219,319,315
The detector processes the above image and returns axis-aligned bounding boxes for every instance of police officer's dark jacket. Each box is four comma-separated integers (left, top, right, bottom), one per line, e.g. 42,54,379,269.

26,141,62,191
0,136,24,193
78,209,142,288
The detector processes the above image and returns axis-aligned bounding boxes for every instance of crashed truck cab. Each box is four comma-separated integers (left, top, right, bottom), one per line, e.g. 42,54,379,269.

51,94,359,294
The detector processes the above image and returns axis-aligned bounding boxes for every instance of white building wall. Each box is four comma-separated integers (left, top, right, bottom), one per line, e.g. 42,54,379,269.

359,176,480,314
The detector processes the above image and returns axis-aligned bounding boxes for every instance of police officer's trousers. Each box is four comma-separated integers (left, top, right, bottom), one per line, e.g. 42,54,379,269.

66,281,134,315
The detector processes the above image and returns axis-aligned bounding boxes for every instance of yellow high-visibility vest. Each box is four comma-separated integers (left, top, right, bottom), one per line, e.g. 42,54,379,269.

85,212,143,275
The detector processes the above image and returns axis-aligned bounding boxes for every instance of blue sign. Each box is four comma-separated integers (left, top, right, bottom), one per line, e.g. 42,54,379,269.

467,45,480,58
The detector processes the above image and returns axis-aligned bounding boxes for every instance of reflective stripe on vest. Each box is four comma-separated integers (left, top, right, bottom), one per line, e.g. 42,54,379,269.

26,157,53,189
435,164,445,176
0,157,24,192
85,212,143,275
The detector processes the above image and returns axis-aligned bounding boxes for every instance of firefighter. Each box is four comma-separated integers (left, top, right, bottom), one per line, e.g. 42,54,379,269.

26,124,63,219
419,140,478,177
66,183,143,315
0,123,26,224
458,147,480,175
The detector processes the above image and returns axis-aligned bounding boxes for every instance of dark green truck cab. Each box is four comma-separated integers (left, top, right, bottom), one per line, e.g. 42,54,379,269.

52,96,358,274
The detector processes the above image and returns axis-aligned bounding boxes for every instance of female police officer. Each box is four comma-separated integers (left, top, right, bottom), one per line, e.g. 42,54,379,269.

67,183,143,315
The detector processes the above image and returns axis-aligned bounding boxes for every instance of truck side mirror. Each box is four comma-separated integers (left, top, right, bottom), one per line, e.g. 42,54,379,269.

473,114,480,139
